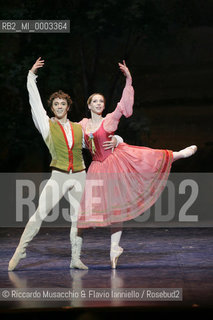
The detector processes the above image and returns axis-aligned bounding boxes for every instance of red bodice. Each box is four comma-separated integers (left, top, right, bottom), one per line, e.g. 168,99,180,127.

85,121,114,162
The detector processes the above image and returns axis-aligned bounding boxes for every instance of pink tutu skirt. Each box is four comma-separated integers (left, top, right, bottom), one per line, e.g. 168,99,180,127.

78,143,173,228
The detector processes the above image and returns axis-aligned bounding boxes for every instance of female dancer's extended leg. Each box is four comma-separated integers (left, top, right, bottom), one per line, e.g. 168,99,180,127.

109,145,197,269
173,145,197,161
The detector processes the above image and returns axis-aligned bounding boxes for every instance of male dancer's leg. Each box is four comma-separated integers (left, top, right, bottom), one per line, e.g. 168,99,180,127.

67,171,88,269
8,170,67,271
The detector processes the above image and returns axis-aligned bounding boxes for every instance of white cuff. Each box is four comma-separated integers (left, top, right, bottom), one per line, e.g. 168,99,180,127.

28,70,38,81
114,135,124,147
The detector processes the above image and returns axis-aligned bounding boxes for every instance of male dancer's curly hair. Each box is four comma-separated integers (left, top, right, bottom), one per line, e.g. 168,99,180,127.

48,90,73,109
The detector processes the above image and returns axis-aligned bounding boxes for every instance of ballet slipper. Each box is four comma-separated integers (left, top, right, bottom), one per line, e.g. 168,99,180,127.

70,236,88,270
8,219,41,271
8,249,26,271
70,259,88,270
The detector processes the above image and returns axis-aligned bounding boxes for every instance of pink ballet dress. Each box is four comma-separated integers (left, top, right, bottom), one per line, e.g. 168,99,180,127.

77,78,173,228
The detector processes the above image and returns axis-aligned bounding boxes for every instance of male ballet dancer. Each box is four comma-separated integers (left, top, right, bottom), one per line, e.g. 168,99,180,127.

8,58,120,271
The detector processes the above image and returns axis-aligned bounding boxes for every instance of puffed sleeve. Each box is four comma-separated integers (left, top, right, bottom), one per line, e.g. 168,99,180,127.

103,77,134,133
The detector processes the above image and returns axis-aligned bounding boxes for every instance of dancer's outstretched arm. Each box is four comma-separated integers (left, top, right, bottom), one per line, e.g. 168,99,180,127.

27,57,49,140
104,60,134,133
116,60,134,117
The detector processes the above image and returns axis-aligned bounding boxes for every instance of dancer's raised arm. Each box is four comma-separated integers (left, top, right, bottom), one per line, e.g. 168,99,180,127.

27,57,49,140
104,60,134,132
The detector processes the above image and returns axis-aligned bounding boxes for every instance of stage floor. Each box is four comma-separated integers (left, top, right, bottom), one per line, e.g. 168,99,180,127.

0,227,213,315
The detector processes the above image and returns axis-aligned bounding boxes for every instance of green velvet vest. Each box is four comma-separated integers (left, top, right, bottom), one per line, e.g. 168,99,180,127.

45,119,85,172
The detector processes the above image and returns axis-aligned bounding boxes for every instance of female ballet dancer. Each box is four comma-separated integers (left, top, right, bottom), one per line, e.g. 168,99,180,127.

77,60,197,268
8,58,119,271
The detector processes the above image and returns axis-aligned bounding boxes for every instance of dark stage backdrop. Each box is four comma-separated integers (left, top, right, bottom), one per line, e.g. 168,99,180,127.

0,0,213,172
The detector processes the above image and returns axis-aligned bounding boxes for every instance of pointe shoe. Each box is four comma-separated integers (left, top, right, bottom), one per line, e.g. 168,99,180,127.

8,249,26,271
70,258,88,270
181,145,197,158
110,246,123,269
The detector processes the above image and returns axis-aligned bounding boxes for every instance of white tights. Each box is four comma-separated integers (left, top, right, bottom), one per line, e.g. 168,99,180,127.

22,169,86,248
173,145,197,161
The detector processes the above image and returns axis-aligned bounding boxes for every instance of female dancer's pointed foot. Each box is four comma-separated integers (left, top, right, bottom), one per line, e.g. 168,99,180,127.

110,246,123,269
8,250,26,271
180,145,197,158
